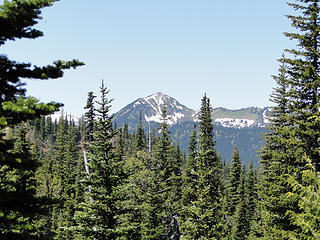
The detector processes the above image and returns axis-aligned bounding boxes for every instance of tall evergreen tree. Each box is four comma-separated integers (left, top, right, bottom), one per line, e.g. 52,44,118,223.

180,94,224,239
52,118,79,240
0,0,83,238
286,156,320,239
232,165,250,240
258,57,299,239
258,0,320,238
246,159,257,236
227,146,242,217
73,81,122,239
83,91,96,146
140,105,181,239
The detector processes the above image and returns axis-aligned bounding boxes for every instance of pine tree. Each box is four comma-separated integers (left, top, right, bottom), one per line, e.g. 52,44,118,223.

180,94,224,239
83,91,96,146
181,124,198,227
52,118,79,239
258,0,320,238
134,112,146,152
246,159,257,235
73,81,121,239
227,146,242,217
140,105,181,239
286,156,320,239
0,0,83,238
257,58,299,239
232,165,250,240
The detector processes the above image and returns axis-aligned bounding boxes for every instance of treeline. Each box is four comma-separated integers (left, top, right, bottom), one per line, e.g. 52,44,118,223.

2,0,320,239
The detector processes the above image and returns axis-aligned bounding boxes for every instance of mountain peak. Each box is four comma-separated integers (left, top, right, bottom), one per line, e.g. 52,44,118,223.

114,93,270,128
115,92,195,126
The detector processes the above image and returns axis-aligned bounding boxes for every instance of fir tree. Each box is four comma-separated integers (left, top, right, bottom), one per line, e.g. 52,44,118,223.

52,119,79,239
134,112,146,152
180,94,224,239
258,0,320,238
140,105,181,239
0,0,83,238
83,91,96,145
246,159,257,236
181,124,198,227
286,156,320,239
227,146,242,217
73,81,121,239
232,165,250,240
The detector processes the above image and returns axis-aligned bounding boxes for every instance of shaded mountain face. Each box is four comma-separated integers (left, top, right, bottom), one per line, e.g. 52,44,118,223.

114,92,270,129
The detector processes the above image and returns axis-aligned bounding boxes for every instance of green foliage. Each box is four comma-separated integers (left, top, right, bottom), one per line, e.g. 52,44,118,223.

140,105,182,239
257,0,320,239
83,91,96,145
227,146,242,216
231,165,250,240
180,94,225,239
287,156,320,239
134,112,146,152
73,81,123,239
0,0,83,238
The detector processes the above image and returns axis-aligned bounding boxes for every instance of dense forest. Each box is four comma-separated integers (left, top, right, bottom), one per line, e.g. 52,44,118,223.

1,0,320,239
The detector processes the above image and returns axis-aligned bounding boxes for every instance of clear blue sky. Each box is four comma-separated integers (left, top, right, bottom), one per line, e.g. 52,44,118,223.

2,0,293,115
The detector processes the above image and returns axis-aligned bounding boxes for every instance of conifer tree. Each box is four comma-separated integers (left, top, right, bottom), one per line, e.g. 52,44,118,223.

0,0,83,238
257,58,299,239
140,105,181,239
83,91,96,145
258,0,320,238
134,112,146,152
181,124,198,226
232,165,250,240
286,156,320,239
52,118,79,239
227,146,242,217
181,94,224,239
246,159,257,235
73,81,121,239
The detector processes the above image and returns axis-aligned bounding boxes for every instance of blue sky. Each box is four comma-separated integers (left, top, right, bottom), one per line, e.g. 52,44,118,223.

2,0,293,115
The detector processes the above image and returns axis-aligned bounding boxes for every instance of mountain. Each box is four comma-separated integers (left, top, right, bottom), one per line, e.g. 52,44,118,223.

114,92,196,127
113,92,269,165
114,92,270,129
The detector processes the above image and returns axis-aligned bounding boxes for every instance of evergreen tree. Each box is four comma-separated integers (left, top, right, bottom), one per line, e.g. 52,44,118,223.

83,91,96,145
188,124,198,161
257,58,299,239
227,146,242,217
258,0,320,238
52,118,79,239
134,112,146,152
73,81,121,239
246,159,257,236
232,165,250,240
181,124,198,227
180,94,224,239
286,156,320,239
140,105,181,239
0,0,83,238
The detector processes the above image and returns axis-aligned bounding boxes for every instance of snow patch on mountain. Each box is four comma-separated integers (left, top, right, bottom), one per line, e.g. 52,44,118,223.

263,109,270,124
215,118,255,128
139,92,193,125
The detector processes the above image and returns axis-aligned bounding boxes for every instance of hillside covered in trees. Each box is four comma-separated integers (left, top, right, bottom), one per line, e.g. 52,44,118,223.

1,0,320,240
